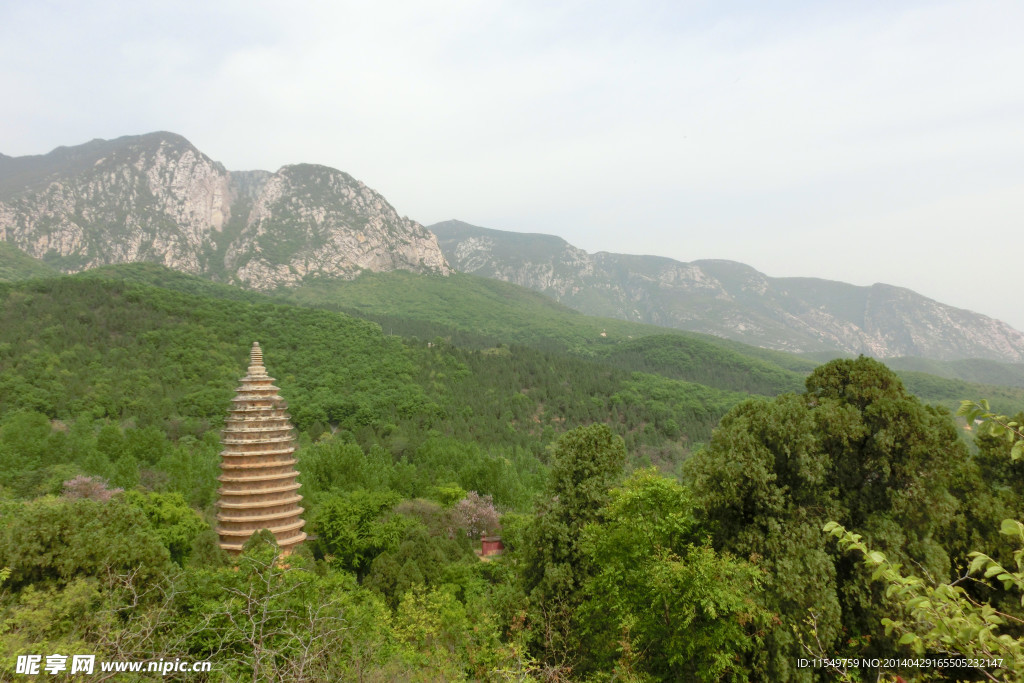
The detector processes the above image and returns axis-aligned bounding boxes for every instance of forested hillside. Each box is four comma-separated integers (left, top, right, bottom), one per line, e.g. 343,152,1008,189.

282,269,1024,415
76,264,1024,416
0,269,756,496
0,241,57,282
886,355,1024,389
2,267,1024,681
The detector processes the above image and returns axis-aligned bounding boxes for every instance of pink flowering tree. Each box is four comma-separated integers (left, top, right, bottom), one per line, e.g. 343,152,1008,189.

452,491,500,539
61,475,122,501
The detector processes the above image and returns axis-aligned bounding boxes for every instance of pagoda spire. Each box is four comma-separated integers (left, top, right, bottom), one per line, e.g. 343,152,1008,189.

215,342,306,554
248,341,266,375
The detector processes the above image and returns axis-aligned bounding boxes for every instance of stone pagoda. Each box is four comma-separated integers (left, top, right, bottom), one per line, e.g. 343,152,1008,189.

216,342,306,554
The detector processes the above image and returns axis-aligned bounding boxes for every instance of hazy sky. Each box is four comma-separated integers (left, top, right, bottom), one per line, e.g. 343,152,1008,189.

3,1,1023,329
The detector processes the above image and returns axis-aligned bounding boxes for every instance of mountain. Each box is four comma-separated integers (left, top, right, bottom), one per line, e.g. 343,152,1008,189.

5,132,1021,364
0,133,449,289
430,220,1024,362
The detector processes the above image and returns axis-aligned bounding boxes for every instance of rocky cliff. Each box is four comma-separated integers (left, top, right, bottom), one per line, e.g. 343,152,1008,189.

0,133,449,288
431,220,1024,362
226,164,449,290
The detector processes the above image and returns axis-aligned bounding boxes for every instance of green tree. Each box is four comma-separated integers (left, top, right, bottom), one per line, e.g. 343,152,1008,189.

824,520,1023,682
310,489,411,578
111,452,140,490
0,578,107,670
173,532,393,681
579,469,769,681
973,405,1024,501
125,425,170,466
519,423,627,672
686,357,973,680
686,393,839,681
96,423,126,462
819,401,1024,681
0,410,54,496
393,584,471,678
364,523,477,608
0,496,172,587
122,490,207,565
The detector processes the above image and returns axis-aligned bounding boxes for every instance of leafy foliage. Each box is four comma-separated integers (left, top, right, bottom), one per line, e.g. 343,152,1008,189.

0,496,173,588
310,489,411,578
825,520,1023,681
818,399,1024,681
686,357,981,679
2,264,1024,680
579,470,769,681
520,424,628,671
959,399,1024,462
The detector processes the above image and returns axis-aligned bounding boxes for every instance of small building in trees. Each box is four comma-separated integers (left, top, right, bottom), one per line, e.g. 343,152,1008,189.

480,535,504,558
215,342,306,554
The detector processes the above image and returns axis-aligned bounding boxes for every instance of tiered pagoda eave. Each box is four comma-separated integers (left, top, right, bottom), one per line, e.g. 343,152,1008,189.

216,342,306,554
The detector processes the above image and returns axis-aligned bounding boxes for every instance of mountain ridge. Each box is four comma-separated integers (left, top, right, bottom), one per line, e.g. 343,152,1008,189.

2,132,1020,364
0,133,449,288
430,219,1024,362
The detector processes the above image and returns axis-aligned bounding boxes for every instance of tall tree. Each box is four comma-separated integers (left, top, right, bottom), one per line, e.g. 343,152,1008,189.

519,423,627,672
579,469,768,681
687,357,974,680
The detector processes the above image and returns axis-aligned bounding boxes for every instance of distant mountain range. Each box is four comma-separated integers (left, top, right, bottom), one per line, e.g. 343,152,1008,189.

0,132,448,289
2,132,1023,364
430,220,1024,362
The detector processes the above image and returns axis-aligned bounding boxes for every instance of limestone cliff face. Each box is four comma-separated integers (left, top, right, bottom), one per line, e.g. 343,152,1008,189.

0,133,230,274
0,133,450,287
432,220,1024,362
226,164,449,290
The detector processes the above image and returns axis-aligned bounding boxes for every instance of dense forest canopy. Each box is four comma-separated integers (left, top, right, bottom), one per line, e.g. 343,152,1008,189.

1,266,1023,681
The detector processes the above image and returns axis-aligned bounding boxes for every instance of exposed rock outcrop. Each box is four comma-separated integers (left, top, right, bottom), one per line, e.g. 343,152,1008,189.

226,164,449,290
0,133,450,288
0,133,229,274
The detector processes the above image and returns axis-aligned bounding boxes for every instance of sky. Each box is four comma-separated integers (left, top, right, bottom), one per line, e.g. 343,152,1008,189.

2,0,1023,329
